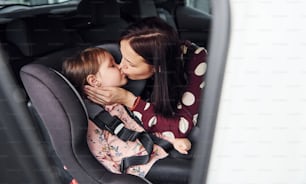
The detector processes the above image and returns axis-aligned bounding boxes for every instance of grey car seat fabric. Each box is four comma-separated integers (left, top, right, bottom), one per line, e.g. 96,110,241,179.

20,63,151,184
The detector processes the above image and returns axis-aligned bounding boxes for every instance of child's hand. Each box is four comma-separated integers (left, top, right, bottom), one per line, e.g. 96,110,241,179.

172,138,191,154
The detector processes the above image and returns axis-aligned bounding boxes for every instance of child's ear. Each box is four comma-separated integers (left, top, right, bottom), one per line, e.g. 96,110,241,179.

86,74,96,86
86,74,101,87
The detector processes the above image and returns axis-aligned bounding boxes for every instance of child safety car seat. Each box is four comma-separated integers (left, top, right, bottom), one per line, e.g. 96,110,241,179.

20,43,195,184
19,44,150,184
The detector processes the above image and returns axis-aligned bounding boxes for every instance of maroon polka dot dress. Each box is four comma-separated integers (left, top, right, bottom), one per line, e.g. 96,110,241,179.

132,41,208,138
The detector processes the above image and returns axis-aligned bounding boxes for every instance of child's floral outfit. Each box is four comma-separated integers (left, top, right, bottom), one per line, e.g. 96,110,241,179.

87,104,168,177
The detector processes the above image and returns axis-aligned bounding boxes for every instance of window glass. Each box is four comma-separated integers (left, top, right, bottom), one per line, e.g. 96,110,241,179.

0,0,73,6
186,0,211,14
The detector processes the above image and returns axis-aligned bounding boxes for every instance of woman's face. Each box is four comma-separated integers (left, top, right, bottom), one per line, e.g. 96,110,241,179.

119,39,155,80
95,52,128,87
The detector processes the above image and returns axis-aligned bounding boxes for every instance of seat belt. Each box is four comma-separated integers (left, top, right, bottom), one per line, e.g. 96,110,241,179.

123,105,174,153
84,99,154,173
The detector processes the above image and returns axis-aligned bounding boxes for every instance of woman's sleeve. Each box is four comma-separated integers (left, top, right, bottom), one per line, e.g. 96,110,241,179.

132,46,207,138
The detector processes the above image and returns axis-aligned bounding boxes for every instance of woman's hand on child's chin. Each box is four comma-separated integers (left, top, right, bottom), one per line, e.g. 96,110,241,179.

84,85,136,107
84,85,106,105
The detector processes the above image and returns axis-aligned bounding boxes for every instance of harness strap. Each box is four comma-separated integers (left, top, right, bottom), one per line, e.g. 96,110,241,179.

124,106,174,152
150,134,174,152
94,110,141,141
85,100,155,173
121,132,153,173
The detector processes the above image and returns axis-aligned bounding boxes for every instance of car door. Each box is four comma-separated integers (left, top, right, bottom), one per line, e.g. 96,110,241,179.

0,47,63,183
201,0,306,184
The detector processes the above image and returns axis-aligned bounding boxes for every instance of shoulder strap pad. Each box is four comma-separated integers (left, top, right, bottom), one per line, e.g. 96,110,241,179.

84,99,154,173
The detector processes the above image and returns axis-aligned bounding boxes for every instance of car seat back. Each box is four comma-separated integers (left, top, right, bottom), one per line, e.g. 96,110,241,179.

5,16,84,84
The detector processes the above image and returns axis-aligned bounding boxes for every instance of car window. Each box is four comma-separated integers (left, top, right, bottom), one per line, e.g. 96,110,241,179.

0,0,218,183
0,0,73,6
186,0,211,14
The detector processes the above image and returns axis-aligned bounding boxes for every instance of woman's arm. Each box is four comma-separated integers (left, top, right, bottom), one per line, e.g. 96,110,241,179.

84,44,207,138
133,46,207,138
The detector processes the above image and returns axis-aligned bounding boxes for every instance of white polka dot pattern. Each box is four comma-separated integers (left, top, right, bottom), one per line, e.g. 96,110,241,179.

179,117,189,134
144,103,150,110
193,114,198,126
133,111,143,123
200,81,205,89
182,45,188,54
162,131,175,139
177,102,182,109
195,47,205,54
195,62,207,76
132,42,206,138
182,92,195,106
148,116,157,127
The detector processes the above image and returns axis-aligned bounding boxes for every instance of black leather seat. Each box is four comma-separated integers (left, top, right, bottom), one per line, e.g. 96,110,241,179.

5,16,84,84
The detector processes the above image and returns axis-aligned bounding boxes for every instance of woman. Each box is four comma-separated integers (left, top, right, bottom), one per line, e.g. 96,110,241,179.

84,17,207,183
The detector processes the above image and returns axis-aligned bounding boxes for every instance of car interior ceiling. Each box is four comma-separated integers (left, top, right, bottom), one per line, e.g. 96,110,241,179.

0,0,212,183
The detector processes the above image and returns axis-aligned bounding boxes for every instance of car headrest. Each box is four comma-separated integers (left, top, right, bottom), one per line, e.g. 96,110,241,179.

119,0,158,22
77,0,123,25
97,43,122,63
20,63,88,119
5,17,75,57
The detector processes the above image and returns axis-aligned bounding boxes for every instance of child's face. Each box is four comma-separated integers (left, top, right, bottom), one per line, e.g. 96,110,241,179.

95,52,128,87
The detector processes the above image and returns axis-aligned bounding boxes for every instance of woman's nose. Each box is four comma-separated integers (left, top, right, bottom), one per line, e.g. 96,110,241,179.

119,61,127,70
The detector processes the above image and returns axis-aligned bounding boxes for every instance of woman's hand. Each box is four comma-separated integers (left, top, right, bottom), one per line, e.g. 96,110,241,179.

155,132,192,155
84,85,137,108
172,138,192,154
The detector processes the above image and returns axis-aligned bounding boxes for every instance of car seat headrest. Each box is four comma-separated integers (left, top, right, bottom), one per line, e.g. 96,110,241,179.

53,68,89,119
5,17,75,57
77,0,123,25
97,43,122,64
119,0,158,22
21,63,88,118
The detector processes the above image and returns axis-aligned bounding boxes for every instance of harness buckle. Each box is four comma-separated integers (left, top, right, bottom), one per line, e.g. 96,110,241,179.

104,116,124,135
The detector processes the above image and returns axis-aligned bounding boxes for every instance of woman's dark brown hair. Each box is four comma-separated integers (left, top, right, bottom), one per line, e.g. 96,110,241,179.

120,17,186,117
